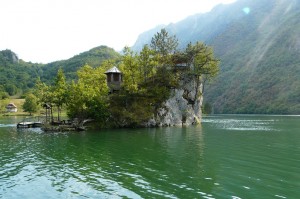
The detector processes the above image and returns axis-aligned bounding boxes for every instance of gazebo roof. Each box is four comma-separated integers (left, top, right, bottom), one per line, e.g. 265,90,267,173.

43,103,52,109
104,66,121,74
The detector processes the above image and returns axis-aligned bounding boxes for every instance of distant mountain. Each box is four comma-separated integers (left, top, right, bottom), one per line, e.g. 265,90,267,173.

0,46,120,96
0,49,43,96
132,0,300,114
41,46,121,83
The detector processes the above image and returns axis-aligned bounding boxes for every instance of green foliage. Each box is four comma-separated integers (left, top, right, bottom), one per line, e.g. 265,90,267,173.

109,93,155,127
34,77,51,105
34,70,69,121
150,28,178,57
0,50,43,96
0,92,9,100
186,42,219,78
0,86,9,99
0,46,120,97
33,52,116,125
137,44,158,82
202,103,212,114
40,46,121,83
0,99,9,113
66,65,110,125
22,93,39,115
119,47,140,92
52,68,68,120
4,84,18,96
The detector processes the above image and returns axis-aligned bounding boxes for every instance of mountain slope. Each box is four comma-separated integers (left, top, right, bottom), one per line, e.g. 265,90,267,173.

132,0,300,114
0,46,121,96
0,49,43,96
41,46,120,82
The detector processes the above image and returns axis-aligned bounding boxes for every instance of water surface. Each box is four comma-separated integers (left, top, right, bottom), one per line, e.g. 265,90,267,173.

1,115,299,198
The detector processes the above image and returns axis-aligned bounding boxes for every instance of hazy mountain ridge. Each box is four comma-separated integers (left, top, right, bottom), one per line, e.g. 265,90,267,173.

133,0,300,114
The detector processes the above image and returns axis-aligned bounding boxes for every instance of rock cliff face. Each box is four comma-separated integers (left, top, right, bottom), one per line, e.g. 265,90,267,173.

147,74,203,127
0,49,19,63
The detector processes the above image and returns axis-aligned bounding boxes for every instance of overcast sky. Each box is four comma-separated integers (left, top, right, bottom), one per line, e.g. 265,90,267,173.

0,0,236,63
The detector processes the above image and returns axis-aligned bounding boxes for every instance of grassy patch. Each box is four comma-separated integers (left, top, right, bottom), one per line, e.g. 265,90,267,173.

1,98,69,119
1,98,25,116
1,98,39,116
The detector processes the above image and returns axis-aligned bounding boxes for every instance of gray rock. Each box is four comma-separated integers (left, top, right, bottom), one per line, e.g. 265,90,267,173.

146,73,203,127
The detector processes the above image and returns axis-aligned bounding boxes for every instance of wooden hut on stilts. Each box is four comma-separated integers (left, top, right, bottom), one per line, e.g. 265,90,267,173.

43,103,52,123
104,66,122,93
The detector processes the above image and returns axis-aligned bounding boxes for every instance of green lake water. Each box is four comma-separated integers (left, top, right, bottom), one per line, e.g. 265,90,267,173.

0,115,300,198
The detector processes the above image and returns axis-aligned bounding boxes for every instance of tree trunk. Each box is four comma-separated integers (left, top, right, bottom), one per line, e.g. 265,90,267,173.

57,106,60,122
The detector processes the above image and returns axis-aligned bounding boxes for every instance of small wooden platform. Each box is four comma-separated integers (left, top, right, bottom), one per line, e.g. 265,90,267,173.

17,121,42,128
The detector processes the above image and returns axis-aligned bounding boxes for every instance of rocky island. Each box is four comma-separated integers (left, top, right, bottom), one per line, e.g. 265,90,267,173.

33,29,218,129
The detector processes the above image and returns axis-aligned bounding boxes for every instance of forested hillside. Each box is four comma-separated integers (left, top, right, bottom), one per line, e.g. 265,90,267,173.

0,46,120,97
133,0,300,114
0,49,43,98
40,46,120,83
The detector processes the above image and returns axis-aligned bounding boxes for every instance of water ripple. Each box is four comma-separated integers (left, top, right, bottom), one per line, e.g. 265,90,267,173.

203,117,276,131
1,116,300,198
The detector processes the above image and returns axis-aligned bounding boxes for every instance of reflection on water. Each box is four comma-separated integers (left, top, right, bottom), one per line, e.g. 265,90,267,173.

0,126,206,198
1,115,300,198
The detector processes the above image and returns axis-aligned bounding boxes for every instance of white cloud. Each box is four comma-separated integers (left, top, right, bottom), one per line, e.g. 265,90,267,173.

0,0,236,63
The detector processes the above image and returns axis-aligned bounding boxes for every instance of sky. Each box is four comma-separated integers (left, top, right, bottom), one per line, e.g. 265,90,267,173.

0,0,236,63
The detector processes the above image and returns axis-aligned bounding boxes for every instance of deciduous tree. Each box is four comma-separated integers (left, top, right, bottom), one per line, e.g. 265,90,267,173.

66,64,109,125
52,68,67,121
22,93,39,115
185,42,219,94
119,47,139,92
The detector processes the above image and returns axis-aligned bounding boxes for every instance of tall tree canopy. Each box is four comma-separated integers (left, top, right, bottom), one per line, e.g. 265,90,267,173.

66,64,110,125
22,93,39,115
150,28,178,57
52,68,67,121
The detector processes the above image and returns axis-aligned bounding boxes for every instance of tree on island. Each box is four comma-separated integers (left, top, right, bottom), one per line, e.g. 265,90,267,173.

34,70,67,122
150,28,178,57
185,42,219,95
52,68,67,121
66,64,110,125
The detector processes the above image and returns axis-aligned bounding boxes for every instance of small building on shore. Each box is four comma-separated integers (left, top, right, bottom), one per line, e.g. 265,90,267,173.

6,103,18,112
104,66,122,93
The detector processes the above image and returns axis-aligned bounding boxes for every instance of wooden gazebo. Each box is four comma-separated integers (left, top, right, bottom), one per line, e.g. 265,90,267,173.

104,66,122,93
42,103,53,123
